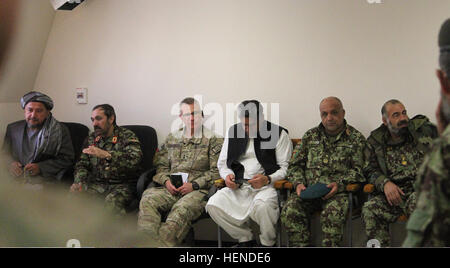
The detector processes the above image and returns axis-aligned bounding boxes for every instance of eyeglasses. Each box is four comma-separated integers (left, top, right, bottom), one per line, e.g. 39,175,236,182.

181,111,202,118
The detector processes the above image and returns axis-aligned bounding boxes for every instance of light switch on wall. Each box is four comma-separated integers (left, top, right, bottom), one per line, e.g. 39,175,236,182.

76,87,88,104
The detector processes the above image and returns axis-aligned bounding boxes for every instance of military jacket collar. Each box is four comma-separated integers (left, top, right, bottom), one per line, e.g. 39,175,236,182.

318,120,351,142
173,126,209,144
93,126,121,146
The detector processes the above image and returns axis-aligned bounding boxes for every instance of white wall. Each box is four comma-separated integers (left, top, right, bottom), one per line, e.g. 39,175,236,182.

0,0,55,146
33,0,450,144
0,103,23,148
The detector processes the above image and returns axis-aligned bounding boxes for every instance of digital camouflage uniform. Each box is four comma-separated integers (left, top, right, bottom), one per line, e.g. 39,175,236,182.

281,121,367,247
362,115,437,246
74,126,143,216
138,127,223,246
403,124,450,247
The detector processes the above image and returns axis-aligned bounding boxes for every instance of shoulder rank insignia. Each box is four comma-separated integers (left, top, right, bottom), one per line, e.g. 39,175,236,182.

401,155,407,166
346,128,351,136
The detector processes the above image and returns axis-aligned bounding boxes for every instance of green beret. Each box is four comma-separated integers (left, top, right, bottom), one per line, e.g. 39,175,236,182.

300,183,331,200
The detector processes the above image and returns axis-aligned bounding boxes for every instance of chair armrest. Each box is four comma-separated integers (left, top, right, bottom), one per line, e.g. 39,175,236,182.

274,180,293,190
206,178,226,200
136,167,156,200
363,184,375,194
346,183,361,193
274,179,288,189
214,178,225,188
397,215,408,222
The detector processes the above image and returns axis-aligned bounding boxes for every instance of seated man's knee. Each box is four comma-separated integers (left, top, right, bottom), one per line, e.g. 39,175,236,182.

362,199,380,220
253,199,277,214
139,189,161,212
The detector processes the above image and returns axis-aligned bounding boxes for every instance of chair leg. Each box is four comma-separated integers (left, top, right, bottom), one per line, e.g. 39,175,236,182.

348,192,353,247
277,219,282,247
217,225,222,248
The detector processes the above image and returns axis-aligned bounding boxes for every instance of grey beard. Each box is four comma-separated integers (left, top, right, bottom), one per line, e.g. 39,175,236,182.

387,121,408,136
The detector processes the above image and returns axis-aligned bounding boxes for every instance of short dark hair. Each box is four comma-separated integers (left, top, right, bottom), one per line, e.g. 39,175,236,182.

381,99,402,117
179,97,203,116
439,18,450,76
180,97,197,106
238,100,264,120
93,104,116,125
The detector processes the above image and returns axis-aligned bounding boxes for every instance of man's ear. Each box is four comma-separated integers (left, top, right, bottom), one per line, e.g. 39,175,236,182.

109,115,115,125
437,69,450,95
382,115,388,126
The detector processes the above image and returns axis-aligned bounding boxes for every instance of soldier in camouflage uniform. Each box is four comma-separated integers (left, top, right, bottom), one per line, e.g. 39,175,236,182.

403,18,450,247
362,100,437,247
137,98,223,247
70,104,143,216
281,97,367,247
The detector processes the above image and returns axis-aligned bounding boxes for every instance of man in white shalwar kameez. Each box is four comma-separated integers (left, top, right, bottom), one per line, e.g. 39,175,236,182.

206,100,292,247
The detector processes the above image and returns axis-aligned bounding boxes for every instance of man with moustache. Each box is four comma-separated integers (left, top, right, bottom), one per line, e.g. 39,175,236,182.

2,91,74,188
281,97,366,247
70,104,143,216
403,18,450,247
138,97,223,247
206,100,292,247
362,100,437,247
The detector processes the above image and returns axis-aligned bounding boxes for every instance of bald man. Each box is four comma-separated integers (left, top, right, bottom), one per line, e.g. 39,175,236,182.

281,97,367,247
362,100,437,247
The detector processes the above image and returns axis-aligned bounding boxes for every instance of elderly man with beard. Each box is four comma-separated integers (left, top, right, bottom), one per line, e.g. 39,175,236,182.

403,18,450,247
70,104,142,216
2,91,74,188
362,100,437,247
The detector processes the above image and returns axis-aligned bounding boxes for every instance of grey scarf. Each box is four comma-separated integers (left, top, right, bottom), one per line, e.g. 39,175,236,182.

32,113,63,161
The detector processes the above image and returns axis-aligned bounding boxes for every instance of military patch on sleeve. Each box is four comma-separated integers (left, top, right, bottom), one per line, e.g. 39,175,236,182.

211,144,222,155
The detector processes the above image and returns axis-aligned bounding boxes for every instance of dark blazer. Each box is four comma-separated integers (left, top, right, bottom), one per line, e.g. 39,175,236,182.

2,120,75,180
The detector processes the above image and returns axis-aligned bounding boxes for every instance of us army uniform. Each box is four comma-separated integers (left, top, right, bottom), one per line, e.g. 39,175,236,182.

362,115,437,246
74,126,143,216
281,122,367,247
403,124,450,247
138,127,223,246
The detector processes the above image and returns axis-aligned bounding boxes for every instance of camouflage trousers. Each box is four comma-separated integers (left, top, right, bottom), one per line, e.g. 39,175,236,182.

362,189,416,247
83,183,135,216
137,187,207,247
281,192,349,247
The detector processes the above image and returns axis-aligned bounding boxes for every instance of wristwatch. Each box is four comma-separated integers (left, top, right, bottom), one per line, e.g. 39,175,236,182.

192,181,200,190
266,176,272,185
